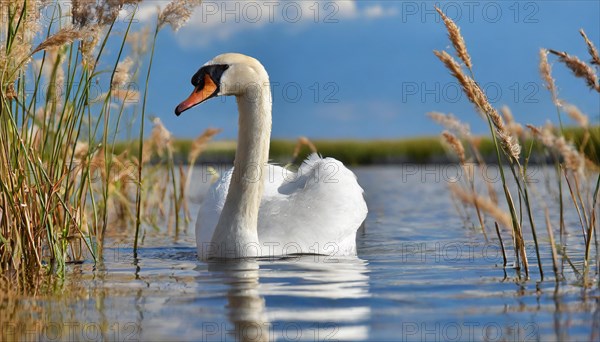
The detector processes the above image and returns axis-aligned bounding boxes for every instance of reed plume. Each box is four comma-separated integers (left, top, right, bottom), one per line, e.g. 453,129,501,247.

433,51,489,118
549,49,600,92
429,111,499,205
579,29,600,66
158,0,203,32
500,106,523,139
188,128,222,164
539,49,560,106
185,128,222,201
449,183,512,230
32,27,87,54
143,117,173,163
127,26,151,57
292,136,318,159
564,104,589,128
427,112,471,136
435,50,521,160
112,57,134,88
554,137,585,175
442,131,466,164
433,51,483,111
435,7,472,71
71,0,95,27
84,0,143,27
528,125,584,175
111,88,140,103
0,1,43,87
525,124,542,137
80,25,101,69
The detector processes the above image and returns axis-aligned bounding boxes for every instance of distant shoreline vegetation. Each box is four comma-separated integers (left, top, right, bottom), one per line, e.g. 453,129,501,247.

114,126,599,166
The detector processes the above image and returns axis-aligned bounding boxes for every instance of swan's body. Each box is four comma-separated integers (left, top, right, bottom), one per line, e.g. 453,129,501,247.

175,53,367,259
197,155,367,258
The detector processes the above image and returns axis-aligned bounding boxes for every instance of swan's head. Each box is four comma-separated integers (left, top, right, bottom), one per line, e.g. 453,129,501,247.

175,53,269,116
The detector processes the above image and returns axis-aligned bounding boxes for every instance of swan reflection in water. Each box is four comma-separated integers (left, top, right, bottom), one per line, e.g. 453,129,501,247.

206,255,371,341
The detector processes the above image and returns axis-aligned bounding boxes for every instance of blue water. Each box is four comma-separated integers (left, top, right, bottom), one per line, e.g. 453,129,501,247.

8,166,599,341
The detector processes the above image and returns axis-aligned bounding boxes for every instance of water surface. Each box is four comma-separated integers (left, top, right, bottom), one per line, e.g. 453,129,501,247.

3,166,599,341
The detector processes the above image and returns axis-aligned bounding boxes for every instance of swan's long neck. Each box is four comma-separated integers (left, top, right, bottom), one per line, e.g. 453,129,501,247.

211,80,272,257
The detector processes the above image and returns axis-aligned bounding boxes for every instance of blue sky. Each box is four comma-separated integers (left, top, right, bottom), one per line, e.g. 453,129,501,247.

130,1,599,140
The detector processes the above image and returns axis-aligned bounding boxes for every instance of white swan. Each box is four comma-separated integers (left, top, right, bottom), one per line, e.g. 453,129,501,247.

175,53,367,259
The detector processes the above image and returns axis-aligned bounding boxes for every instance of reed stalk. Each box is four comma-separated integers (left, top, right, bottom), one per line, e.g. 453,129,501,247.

433,12,530,275
134,22,160,258
495,222,507,268
545,208,560,280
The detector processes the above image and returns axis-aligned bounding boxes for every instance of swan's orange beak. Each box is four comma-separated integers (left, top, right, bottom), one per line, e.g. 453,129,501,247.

175,74,219,116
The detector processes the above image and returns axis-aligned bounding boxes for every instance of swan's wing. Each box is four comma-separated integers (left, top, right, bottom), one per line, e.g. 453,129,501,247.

258,154,368,255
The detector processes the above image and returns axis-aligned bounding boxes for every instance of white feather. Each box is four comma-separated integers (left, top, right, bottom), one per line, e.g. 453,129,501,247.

196,153,367,257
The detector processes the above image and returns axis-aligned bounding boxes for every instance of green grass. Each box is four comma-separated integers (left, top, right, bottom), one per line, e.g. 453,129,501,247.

112,127,599,166
115,137,448,165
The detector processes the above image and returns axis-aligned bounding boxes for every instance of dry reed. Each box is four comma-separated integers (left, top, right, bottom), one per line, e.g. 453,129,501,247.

500,106,524,139
80,25,101,69
292,136,318,159
539,49,560,106
435,7,472,71
126,25,151,57
433,50,521,161
428,9,600,280
544,208,560,279
579,29,600,66
449,183,512,230
441,131,466,164
188,128,222,164
0,0,205,281
185,128,222,199
564,104,589,128
112,57,134,88
143,117,173,163
495,222,507,267
549,49,600,92
110,88,140,102
427,112,471,137
158,0,203,31
528,125,585,175
432,51,482,111
32,27,87,54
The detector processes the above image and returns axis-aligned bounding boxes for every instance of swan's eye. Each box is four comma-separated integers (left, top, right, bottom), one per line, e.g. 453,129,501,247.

206,64,229,84
191,64,229,88
191,69,206,87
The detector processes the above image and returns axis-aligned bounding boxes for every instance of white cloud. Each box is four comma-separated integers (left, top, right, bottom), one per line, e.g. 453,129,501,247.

133,2,161,22
133,1,397,46
363,5,398,19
